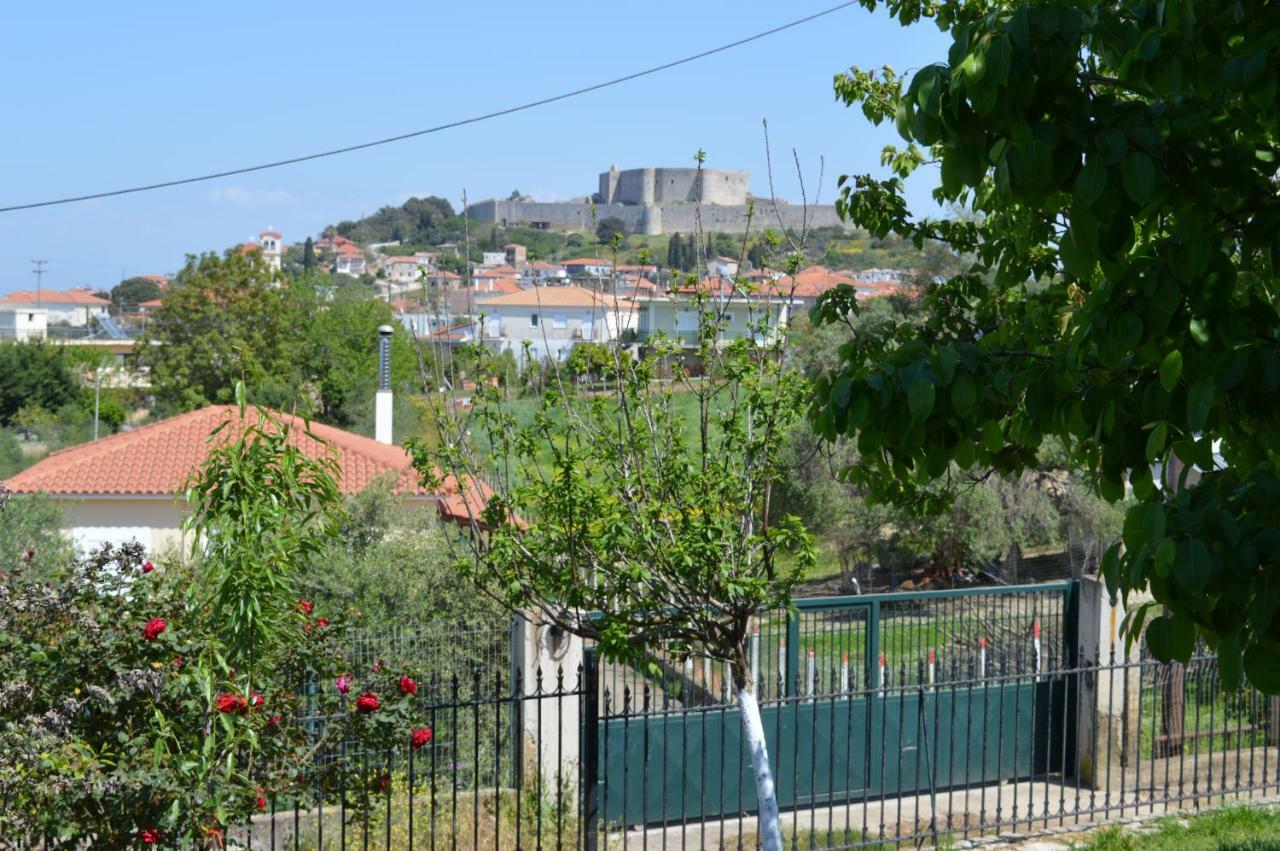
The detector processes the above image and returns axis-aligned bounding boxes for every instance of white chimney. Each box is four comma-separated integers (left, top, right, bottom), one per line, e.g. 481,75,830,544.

375,325,394,444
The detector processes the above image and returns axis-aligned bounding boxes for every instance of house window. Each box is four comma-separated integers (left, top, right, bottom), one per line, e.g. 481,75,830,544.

530,313,539,327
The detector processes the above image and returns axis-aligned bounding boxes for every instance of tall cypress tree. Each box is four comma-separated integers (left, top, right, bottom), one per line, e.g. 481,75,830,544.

667,234,682,270
303,237,315,272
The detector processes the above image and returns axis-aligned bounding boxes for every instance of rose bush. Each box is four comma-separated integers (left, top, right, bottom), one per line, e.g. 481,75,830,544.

0,394,439,846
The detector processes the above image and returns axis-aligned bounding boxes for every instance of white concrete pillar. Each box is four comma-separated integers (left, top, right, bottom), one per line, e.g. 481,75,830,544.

517,611,583,794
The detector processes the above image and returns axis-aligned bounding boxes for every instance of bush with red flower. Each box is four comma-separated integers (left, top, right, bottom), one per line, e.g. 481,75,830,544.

0,393,442,846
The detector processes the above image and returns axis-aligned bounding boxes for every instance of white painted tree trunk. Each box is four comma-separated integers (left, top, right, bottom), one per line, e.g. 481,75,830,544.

738,686,783,851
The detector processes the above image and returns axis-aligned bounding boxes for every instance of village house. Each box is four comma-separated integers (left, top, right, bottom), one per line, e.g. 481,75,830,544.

4,405,487,553
334,243,367,277
0,307,48,341
522,261,569,287
0,288,110,327
503,243,528,267
473,285,635,361
561,257,613,278
634,281,790,348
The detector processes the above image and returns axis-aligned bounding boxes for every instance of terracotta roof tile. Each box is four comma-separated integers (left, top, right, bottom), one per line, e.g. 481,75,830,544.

5,406,485,523
0,289,110,306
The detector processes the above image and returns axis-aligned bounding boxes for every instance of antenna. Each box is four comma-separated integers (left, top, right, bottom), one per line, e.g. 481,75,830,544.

31,259,47,307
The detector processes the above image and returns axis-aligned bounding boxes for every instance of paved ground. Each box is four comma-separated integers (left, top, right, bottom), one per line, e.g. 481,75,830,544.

613,747,1280,849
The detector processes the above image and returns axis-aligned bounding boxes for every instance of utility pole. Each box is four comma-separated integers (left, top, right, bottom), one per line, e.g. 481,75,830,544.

31,259,47,307
93,366,101,441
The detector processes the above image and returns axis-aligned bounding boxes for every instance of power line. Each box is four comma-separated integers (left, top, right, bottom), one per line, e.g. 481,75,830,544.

0,2,856,214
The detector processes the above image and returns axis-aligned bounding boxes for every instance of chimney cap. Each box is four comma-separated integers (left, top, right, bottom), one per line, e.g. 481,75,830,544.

378,324,394,335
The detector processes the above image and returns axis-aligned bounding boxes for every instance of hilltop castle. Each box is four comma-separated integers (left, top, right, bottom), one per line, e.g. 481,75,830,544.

464,165,846,235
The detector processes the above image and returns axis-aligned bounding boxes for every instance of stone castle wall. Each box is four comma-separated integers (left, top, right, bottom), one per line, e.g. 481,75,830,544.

467,198,844,235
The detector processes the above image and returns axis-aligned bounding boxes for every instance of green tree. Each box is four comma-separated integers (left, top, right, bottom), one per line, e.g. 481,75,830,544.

812,0,1280,689
135,250,306,410
596,216,628,245
0,342,77,426
110,276,163,310
0,492,74,580
414,260,813,848
667,233,684,270
303,236,315,272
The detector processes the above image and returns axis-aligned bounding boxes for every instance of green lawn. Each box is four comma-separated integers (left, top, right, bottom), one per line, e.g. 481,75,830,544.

1075,805,1280,851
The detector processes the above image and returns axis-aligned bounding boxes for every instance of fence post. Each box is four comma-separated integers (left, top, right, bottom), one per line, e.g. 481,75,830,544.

510,613,523,786
581,646,600,851
786,608,801,697
1074,577,1145,787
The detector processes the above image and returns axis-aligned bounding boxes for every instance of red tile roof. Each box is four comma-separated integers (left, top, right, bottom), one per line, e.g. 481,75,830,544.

335,244,364,255
138,298,164,308
4,406,487,523
560,258,613,267
0,288,110,306
259,230,282,239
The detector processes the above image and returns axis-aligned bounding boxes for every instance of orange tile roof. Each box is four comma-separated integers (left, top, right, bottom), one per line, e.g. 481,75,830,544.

477,285,622,309
471,277,522,294
4,405,487,523
0,288,110,306
560,258,613,266
138,298,164,308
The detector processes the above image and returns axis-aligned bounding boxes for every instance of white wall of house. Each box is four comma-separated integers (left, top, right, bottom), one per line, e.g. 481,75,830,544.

479,303,634,361
0,308,48,340
1,300,103,327
57,497,188,556
637,297,789,346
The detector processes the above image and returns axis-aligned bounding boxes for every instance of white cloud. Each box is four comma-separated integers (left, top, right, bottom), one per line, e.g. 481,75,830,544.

208,186,296,206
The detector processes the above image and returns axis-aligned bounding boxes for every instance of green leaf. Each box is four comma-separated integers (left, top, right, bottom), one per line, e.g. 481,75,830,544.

1173,538,1211,592
1187,378,1214,431
1158,350,1182,391
1076,156,1106,204
1145,422,1167,461
907,377,935,420
832,376,853,408
951,372,976,415
1154,537,1175,578
1122,151,1157,204
981,420,1003,452
1123,502,1166,551
935,346,957,385
1145,616,1175,663
1147,613,1196,663
1243,644,1280,695
1219,632,1243,692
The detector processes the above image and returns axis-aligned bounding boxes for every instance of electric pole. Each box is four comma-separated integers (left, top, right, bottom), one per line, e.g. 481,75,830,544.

31,259,47,307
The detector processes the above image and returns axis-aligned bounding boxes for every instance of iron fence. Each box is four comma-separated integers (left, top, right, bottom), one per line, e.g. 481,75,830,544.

205,586,1280,848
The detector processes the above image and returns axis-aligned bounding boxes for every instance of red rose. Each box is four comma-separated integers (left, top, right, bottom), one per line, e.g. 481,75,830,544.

139,828,161,844
215,692,248,714
142,561,155,573
399,675,417,696
355,693,379,713
335,674,351,694
174,656,183,669
268,714,281,726
314,618,329,629
411,728,433,749
250,691,264,709
142,618,167,641
298,599,313,614
256,795,267,811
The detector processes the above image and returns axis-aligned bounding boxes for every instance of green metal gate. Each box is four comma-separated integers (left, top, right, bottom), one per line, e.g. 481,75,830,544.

596,582,1078,827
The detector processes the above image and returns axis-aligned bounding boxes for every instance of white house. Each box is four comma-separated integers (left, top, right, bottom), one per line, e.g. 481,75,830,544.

561,257,613,278
334,244,367,277
475,285,635,361
481,251,508,267
634,284,790,349
707,256,739,278
5,405,488,553
0,288,110,327
522,261,569,287
0,307,48,341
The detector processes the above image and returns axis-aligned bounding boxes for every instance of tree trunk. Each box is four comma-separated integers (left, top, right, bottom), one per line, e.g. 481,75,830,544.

737,686,783,851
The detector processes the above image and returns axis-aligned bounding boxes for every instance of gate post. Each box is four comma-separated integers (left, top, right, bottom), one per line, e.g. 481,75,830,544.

581,646,600,851
1074,578,1144,787
517,610,584,800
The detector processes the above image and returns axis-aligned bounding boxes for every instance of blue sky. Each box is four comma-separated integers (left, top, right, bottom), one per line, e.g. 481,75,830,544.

0,1,947,294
